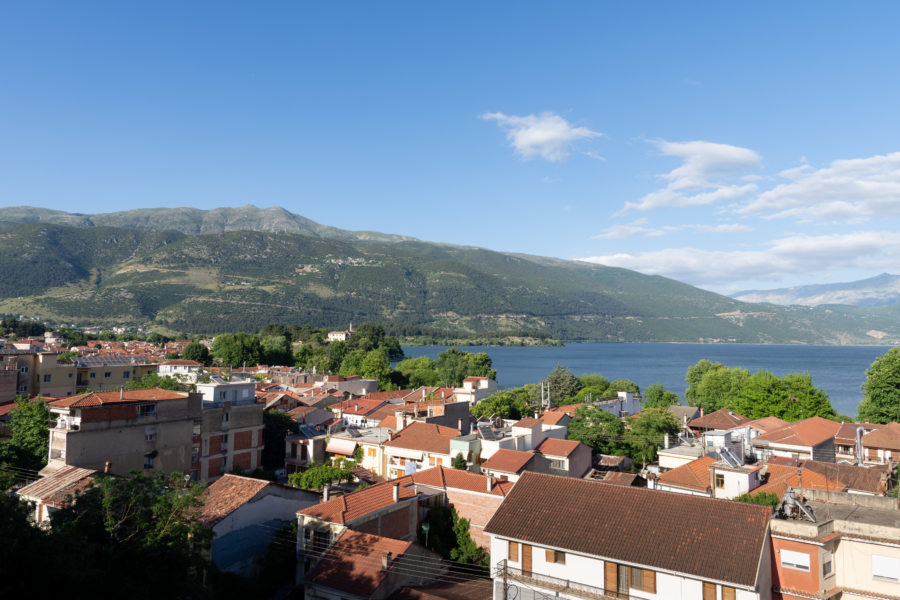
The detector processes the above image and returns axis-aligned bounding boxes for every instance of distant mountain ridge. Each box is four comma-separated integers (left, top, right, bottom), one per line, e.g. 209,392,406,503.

2,207,900,344
731,273,900,307
0,205,416,243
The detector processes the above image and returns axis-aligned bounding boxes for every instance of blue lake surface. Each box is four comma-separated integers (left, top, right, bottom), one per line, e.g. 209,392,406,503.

401,343,894,418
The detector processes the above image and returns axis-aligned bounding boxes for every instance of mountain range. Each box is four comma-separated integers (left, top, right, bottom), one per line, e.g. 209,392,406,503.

2,205,900,344
731,273,900,308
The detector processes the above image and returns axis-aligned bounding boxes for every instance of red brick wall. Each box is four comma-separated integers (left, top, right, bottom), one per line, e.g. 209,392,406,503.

355,518,380,535
208,434,221,453
232,450,252,471
379,504,414,540
444,489,504,549
207,459,222,479
233,430,252,451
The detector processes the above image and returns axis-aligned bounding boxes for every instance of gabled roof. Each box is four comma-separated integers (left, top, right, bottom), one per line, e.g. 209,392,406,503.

512,417,540,429
49,388,188,408
667,405,700,423
357,389,415,402
484,472,772,588
753,416,841,448
298,478,420,525
741,416,790,433
159,359,202,366
656,455,715,492
382,422,459,455
862,422,900,451
336,398,387,416
687,408,750,431
535,437,582,458
835,421,885,444
550,403,585,417
481,449,535,474
198,474,270,527
16,466,96,508
409,465,513,497
305,530,412,597
537,411,568,426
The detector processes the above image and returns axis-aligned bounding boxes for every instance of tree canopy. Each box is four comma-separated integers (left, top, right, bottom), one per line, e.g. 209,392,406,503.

470,386,534,420
0,396,50,472
642,383,680,409
181,341,211,365
858,348,900,424
537,364,583,408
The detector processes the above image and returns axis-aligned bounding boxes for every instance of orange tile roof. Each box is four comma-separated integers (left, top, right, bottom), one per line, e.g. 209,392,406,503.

198,474,270,527
551,403,586,417
378,415,398,430
754,416,841,448
306,530,412,597
751,464,846,499
537,411,568,426
481,449,535,474
298,478,420,524
409,465,513,496
862,422,900,451
358,389,415,402
535,437,582,458
688,409,750,431
382,422,460,455
835,422,884,444
49,388,189,408
512,417,540,428
742,416,790,432
337,398,387,416
657,456,716,492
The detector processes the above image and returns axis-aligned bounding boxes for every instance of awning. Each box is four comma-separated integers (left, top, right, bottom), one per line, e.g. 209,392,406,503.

386,447,424,461
325,438,358,456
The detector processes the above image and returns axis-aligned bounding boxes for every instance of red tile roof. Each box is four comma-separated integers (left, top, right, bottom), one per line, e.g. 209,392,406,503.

409,466,513,497
357,389,415,402
751,464,845,499
688,408,750,431
535,437,582,458
336,398,387,416
551,403,586,417
834,422,884,444
160,359,202,366
299,478,420,525
484,472,772,588
802,460,889,494
741,416,790,433
305,530,412,597
198,474,270,527
537,411,568,426
481,449,535,474
753,416,841,448
382,422,460,455
49,388,188,408
656,455,716,492
512,417,540,429
862,422,900,451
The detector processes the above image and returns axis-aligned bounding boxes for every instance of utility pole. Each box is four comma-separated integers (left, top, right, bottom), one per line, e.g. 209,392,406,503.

501,558,508,600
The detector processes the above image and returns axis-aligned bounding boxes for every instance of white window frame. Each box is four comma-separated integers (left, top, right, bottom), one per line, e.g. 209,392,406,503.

780,549,810,572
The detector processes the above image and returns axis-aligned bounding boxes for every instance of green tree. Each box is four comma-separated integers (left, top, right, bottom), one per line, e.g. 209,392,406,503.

435,348,496,387
577,373,610,390
288,463,353,490
395,356,440,387
449,508,489,567
537,364,583,407
608,378,640,395
262,411,299,471
567,405,627,456
181,341,211,366
259,334,292,366
858,348,900,424
470,387,534,420
685,359,725,407
733,370,835,421
0,396,50,471
734,491,780,507
625,408,681,465
451,452,468,470
210,332,262,367
642,383,680,409
695,366,749,413
360,348,391,381
339,349,367,376
124,372,185,392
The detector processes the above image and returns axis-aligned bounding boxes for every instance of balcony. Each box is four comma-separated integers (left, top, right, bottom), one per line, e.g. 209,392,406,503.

497,561,621,600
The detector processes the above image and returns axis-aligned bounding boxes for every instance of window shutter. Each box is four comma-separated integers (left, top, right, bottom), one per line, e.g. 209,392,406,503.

703,582,716,600
545,549,555,563
508,541,519,562
645,570,656,594
722,586,735,600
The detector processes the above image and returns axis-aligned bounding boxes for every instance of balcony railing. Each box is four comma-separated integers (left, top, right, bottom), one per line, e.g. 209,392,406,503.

496,561,620,600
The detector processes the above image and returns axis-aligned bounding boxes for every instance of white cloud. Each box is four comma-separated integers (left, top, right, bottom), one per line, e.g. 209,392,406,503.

584,151,606,162
620,140,761,213
580,231,900,286
740,152,900,220
480,111,601,162
593,222,752,239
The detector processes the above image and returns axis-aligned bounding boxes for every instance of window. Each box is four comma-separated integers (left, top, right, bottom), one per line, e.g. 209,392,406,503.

145,433,155,442
104,371,111,378
223,412,230,422
368,447,376,457
508,541,519,562
43,374,52,383
138,404,157,417
68,373,72,378
144,456,154,469
90,372,96,379
715,473,725,489
781,549,811,572
873,555,900,582
823,551,833,577
630,567,656,593
123,371,130,379
545,549,565,564
19,366,29,373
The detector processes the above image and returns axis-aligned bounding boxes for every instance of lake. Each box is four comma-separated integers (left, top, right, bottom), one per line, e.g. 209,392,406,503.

401,343,894,418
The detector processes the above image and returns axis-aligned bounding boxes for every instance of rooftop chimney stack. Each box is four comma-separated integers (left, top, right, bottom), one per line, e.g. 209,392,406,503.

392,483,399,503
323,484,330,502
486,476,492,493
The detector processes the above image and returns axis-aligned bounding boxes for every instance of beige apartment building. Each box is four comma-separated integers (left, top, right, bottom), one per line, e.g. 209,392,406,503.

45,388,201,477
72,355,157,392
195,378,265,480
1,349,77,399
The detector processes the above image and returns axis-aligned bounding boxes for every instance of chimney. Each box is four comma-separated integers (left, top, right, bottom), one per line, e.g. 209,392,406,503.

457,418,463,432
104,461,112,474
856,426,865,466
120,387,124,401
381,552,392,571
323,484,330,502
486,476,493,493
392,483,399,503
700,407,704,418
664,433,670,450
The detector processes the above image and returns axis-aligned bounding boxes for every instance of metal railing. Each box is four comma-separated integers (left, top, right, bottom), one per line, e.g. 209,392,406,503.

496,561,620,600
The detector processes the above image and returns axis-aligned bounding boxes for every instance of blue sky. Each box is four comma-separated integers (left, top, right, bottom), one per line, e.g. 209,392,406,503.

2,3,900,294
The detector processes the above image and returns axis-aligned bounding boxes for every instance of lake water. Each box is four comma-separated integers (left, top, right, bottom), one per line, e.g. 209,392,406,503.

401,343,894,418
